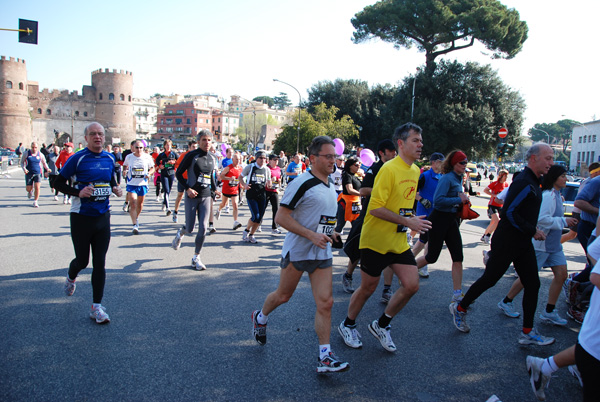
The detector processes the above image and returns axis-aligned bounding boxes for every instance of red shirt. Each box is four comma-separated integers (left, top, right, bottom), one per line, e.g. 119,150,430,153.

487,180,508,207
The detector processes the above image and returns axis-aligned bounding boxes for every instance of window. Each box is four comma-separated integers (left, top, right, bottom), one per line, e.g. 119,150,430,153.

584,136,587,143
577,152,580,162
75,111,79,117
109,93,115,101
37,108,42,114
6,81,12,89
175,118,182,124
187,119,191,124
83,111,88,117
579,137,582,143
592,151,596,163
120,94,125,101
166,119,173,124
99,93,103,100
46,109,51,115
168,110,173,114
594,135,597,143
19,82,24,90
218,118,221,123
128,95,131,102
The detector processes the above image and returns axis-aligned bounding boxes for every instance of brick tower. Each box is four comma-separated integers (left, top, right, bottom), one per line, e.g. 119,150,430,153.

0,56,32,148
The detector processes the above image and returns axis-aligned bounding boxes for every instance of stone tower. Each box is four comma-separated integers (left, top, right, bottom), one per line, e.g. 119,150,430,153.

0,56,32,148
91,68,134,145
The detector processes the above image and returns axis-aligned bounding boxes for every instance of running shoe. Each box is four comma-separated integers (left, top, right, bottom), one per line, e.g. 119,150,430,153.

497,300,520,318
257,225,262,232
215,209,221,220
172,212,178,223
27,190,32,199
368,320,396,352
317,351,349,373
242,231,249,242
192,255,206,271
526,356,549,401
208,225,217,234
380,288,392,304
338,321,362,348
122,202,128,212
166,209,172,217
481,234,491,244
233,221,242,230
53,195,58,201
418,265,429,278
63,196,68,204
341,273,354,294
450,302,470,333
32,201,39,208
90,305,110,324
67,198,71,205
224,206,230,214
272,228,282,235
451,292,465,305
248,234,257,244
132,224,139,235
251,310,267,345
156,196,160,203
567,306,585,324
568,364,583,387
64,276,76,296
539,310,567,326
482,250,490,265
162,203,166,212
172,227,184,250
518,328,555,346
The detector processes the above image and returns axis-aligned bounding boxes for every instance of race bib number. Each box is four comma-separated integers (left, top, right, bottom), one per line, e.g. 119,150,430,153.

132,168,145,178
316,215,336,236
230,178,239,186
351,201,361,214
165,162,175,175
334,176,342,186
396,208,413,233
252,173,266,185
91,182,111,202
197,174,211,188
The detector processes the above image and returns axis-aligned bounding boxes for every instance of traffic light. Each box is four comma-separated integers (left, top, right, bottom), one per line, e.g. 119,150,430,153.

497,143,504,159
497,142,514,161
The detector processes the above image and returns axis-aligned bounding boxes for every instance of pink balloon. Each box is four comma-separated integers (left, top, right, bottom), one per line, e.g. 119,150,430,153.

333,138,344,155
141,139,148,148
221,143,228,157
360,149,375,166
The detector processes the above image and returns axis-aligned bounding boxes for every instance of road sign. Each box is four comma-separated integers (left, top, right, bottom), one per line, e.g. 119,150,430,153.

498,128,508,138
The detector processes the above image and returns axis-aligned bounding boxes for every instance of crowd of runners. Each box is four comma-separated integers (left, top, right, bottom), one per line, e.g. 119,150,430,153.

15,121,599,400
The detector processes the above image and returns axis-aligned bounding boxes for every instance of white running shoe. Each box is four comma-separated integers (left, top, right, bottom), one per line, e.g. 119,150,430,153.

418,265,429,278
67,198,71,205
248,234,258,244
132,224,139,235
192,255,206,271
242,231,249,242
64,276,76,296
215,210,221,220
53,195,58,201
257,225,262,233
272,228,282,235
338,321,362,348
172,228,184,250
90,305,110,324
526,356,550,401
368,320,396,352
32,201,39,208
233,221,242,230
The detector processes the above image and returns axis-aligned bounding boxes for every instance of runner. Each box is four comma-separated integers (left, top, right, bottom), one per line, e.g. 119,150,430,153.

54,122,123,324
21,142,50,208
338,123,431,352
216,152,243,230
450,143,555,346
151,146,162,203
480,169,509,244
285,153,303,183
123,140,155,234
251,135,349,373
340,139,397,299
240,150,272,244
155,139,179,216
171,129,218,271
172,140,198,223
55,142,75,204
47,144,61,201
265,154,282,234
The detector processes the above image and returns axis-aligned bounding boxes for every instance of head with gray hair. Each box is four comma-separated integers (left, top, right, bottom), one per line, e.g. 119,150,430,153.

392,122,422,151
197,129,213,141
84,122,105,136
525,142,552,162
307,135,335,157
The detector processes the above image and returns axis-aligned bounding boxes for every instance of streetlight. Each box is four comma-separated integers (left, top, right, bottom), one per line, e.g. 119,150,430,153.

531,127,552,144
273,78,301,154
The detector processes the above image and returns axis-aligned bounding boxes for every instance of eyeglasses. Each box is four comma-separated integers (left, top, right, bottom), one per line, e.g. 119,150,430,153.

257,157,266,160
135,146,144,149
458,161,468,165
318,154,336,160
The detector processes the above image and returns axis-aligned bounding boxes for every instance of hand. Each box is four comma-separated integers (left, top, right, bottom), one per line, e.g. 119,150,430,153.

23,168,28,174
405,215,432,234
79,185,94,198
459,192,469,203
186,188,198,198
243,183,251,191
309,232,333,249
331,231,341,243
533,229,547,241
566,217,578,227
112,186,123,197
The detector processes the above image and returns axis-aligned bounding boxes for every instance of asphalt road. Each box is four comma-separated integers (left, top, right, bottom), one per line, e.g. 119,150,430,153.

0,170,585,401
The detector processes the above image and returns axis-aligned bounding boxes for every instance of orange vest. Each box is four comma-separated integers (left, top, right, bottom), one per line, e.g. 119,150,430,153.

337,193,361,222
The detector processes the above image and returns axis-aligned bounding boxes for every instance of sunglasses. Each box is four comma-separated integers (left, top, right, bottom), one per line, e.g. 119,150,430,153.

458,161,468,165
135,146,144,149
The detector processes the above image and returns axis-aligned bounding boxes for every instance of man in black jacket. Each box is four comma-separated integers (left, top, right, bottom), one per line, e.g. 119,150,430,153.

450,143,555,346
171,130,217,271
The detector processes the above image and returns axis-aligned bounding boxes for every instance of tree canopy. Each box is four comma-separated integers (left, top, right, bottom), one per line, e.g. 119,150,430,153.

352,0,528,72
253,96,274,108
529,119,580,154
273,92,292,110
273,103,358,155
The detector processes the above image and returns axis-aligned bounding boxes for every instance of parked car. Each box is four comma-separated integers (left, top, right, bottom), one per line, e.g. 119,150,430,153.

561,181,580,217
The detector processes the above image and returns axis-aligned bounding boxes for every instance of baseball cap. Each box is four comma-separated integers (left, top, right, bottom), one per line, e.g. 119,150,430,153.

430,152,445,162
65,142,74,147
255,150,268,159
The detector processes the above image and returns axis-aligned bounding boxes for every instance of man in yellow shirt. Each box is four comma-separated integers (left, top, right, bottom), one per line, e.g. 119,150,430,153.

338,122,432,352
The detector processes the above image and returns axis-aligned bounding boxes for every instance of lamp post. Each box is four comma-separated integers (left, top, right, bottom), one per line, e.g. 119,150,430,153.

273,79,301,154
531,127,552,144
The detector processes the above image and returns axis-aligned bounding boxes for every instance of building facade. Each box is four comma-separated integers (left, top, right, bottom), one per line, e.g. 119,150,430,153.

133,98,158,139
570,120,600,173
0,55,135,147
154,100,212,147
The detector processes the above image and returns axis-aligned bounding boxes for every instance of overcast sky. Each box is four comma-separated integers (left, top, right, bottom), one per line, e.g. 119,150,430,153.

2,0,598,135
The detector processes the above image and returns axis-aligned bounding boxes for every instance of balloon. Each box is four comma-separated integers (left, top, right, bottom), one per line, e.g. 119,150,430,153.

140,139,148,148
333,138,344,155
360,149,375,167
221,143,228,157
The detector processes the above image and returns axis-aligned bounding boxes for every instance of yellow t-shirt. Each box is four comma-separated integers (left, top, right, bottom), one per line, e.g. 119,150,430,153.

359,156,420,254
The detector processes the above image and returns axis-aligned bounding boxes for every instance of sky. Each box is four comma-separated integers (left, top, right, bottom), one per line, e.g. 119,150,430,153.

1,0,599,136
